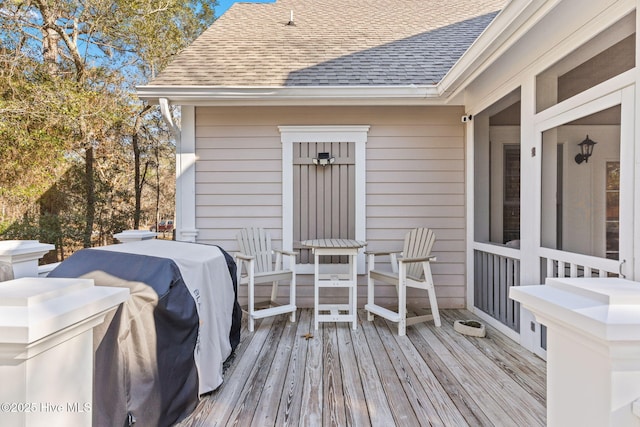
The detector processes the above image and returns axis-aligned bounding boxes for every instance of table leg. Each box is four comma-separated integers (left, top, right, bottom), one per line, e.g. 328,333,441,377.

350,253,357,330
314,252,319,330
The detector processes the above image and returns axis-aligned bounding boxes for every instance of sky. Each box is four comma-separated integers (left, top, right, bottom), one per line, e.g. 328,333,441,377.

215,0,275,17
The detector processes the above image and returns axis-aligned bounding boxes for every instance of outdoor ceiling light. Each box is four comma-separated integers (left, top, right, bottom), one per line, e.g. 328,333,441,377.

575,135,597,164
312,152,335,167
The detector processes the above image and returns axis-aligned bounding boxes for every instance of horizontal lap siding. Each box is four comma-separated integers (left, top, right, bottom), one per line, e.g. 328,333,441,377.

195,120,283,243
366,116,466,309
194,106,466,308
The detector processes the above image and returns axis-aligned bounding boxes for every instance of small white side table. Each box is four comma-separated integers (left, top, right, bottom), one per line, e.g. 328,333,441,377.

301,239,366,330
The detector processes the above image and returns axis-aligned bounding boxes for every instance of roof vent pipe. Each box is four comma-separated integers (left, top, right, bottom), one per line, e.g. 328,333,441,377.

287,10,295,26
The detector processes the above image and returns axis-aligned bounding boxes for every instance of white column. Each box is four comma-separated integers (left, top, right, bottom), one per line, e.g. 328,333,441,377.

176,105,198,242
511,277,640,426
0,277,129,427
518,76,542,352
633,6,640,281
0,240,54,279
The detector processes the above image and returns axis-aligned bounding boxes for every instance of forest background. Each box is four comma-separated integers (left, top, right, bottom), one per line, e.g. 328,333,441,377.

0,0,217,262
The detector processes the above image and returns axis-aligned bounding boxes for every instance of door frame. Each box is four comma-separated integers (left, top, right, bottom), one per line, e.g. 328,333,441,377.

522,80,636,357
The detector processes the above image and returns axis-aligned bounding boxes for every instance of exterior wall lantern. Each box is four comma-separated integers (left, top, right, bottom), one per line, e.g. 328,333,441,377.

575,135,597,164
312,152,335,167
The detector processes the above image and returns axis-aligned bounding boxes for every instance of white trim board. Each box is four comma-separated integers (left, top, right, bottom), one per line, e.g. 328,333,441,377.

279,125,369,274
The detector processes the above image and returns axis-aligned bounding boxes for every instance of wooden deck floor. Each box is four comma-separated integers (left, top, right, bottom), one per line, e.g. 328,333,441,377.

177,308,546,427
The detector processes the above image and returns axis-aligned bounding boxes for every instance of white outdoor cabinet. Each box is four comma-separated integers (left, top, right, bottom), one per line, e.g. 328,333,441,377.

0,277,129,427
510,277,640,427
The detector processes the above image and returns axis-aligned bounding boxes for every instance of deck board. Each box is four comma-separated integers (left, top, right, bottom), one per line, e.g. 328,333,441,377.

176,308,546,427
386,317,469,427
440,310,546,405
299,313,323,425
275,308,312,426
335,325,370,426
348,313,396,426
227,315,286,425
358,310,422,426
423,316,545,426
322,322,347,426
252,315,299,425
405,323,493,426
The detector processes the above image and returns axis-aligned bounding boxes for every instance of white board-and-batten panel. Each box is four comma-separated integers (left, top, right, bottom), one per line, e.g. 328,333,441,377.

193,106,466,309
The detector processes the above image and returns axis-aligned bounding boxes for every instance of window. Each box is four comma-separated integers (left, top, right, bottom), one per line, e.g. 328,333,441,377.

503,145,520,243
605,162,620,260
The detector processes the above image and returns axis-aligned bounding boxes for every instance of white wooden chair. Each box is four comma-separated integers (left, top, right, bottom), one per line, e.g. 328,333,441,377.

235,227,297,332
365,227,441,336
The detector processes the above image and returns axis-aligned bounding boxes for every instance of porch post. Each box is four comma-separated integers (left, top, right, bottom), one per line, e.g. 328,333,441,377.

518,76,542,351
0,277,128,427
634,5,640,281
113,230,158,242
175,105,198,242
465,115,478,310
512,277,640,426
0,240,54,279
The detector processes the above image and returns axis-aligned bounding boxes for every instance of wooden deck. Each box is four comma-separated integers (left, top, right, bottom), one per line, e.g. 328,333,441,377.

177,308,546,426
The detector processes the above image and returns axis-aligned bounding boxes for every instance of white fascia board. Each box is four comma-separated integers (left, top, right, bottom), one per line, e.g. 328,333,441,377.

135,85,444,106
438,0,560,99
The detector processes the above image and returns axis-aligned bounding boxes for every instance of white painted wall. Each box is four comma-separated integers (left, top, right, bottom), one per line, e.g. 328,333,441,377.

558,125,620,257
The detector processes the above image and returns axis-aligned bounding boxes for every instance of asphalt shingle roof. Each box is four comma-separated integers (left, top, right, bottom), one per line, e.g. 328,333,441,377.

150,0,506,87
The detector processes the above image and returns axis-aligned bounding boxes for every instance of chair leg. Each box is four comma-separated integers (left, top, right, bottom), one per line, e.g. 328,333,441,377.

314,253,319,330
248,261,256,332
427,286,441,327
270,280,279,305
398,264,407,336
289,268,296,323
367,254,375,321
349,253,357,330
424,262,441,327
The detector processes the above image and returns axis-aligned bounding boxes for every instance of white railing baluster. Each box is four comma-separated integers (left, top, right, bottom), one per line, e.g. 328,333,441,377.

537,247,619,279
570,263,578,278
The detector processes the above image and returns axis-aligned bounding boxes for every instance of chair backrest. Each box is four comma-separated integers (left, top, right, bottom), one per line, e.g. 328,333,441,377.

237,227,274,273
403,228,436,279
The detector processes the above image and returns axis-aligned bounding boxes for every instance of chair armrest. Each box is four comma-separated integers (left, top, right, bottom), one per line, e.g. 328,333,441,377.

398,256,436,263
366,250,402,273
365,250,401,256
274,249,298,257
235,253,255,261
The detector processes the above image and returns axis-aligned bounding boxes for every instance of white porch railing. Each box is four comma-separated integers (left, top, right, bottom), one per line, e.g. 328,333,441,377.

538,247,620,279
473,243,622,341
473,242,521,332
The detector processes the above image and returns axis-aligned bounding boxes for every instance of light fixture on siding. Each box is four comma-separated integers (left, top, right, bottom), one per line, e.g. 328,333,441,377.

312,152,335,167
575,135,597,164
